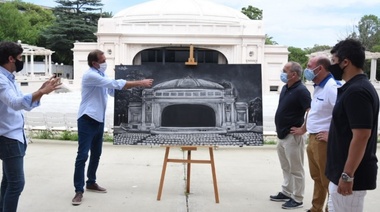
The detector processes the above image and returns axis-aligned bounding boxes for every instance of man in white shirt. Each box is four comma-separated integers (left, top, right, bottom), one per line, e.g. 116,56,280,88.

302,56,339,212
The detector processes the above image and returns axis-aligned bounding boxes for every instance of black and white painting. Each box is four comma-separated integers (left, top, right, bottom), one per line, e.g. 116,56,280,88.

113,64,263,146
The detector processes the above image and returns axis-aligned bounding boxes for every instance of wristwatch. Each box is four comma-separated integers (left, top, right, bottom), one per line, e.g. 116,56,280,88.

341,172,354,182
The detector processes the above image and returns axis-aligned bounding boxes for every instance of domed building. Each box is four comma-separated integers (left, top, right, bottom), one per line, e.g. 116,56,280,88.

126,75,251,133
72,0,289,95
20,0,380,139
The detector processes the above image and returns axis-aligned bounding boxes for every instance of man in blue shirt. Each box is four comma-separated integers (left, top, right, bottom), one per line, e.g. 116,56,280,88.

0,41,61,212
72,49,153,205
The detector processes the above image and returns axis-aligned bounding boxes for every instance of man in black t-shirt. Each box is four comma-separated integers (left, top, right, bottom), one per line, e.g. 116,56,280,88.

270,61,311,210
326,38,379,212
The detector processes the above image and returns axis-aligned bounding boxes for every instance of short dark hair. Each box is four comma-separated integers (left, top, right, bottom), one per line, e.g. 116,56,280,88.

330,38,365,69
0,41,23,66
87,49,104,67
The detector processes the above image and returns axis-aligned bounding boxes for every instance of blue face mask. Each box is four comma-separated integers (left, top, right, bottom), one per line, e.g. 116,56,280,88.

280,72,288,83
304,66,320,81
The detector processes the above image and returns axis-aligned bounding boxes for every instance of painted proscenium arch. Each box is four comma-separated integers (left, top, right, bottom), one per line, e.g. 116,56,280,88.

150,76,228,130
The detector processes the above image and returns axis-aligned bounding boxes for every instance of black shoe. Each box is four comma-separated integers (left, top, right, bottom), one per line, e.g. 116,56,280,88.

270,192,291,202
281,199,303,209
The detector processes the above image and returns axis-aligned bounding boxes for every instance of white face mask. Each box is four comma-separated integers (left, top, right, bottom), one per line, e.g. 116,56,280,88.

98,62,107,72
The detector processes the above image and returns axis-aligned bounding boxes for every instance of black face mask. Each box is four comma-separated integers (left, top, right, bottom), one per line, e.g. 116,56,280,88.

14,59,24,72
328,63,344,80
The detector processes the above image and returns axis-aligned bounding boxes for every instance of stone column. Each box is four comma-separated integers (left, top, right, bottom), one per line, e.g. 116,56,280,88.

24,55,29,75
48,54,52,76
30,52,35,77
370,58,377,82
44,55,48,76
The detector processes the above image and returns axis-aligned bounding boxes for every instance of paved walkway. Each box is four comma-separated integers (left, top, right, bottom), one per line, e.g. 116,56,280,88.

4,140,380,212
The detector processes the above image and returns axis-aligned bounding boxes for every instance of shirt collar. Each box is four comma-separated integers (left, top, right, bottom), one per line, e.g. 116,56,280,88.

286,80,302,89
314,73,333,88
339,74,367,90
92,67,104,76
0,66,15,81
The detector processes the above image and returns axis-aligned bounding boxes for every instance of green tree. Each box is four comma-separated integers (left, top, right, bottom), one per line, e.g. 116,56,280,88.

0,2,30,42
101,11,113,17
265,34,278,45
241,5,262,20
304,44,331,54
288,46,308,68
14,1,55,37
42,0,104,65
356,15,380,51
0,1,54,45
372,45,380,52
241,5,277,45
348,15,380,80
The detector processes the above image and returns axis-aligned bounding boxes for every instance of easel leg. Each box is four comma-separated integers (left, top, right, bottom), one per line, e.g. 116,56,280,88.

157,147,170,200
186,150,192,194
209,147,220,203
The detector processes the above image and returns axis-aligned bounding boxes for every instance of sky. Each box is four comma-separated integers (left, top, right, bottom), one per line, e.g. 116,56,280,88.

24,0,380,49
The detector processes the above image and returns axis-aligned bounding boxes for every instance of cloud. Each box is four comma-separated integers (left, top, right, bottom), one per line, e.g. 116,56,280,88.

26,0,379,48
210,0,380,48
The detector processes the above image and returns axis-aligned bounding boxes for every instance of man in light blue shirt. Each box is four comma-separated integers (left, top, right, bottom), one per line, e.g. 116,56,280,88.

72,49,153,205
0,41,61,212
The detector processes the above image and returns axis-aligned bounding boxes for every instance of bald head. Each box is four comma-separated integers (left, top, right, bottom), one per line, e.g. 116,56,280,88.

307,56,332,83
308,56,331,70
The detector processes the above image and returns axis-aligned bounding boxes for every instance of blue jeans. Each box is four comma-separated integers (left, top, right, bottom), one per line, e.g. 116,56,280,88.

74,115,104,193
0,136,26,212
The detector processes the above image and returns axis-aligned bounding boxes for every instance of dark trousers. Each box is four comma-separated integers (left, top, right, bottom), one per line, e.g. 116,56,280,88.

73,115,104,193
0,136,26,212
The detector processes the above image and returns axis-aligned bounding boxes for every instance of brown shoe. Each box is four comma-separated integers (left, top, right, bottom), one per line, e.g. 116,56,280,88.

86,183,107,193
72,192,83,205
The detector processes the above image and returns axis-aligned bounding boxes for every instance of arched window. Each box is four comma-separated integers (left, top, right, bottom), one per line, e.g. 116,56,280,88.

135,47,227,65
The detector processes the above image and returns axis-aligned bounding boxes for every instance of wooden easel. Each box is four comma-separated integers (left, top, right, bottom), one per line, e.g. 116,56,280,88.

156,146,219,203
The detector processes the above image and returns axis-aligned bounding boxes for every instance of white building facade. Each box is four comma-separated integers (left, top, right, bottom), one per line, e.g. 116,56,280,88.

72,0,289,95
22,0,380,135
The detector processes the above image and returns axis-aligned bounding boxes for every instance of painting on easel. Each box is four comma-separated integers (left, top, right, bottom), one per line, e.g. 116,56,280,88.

113,63,263,146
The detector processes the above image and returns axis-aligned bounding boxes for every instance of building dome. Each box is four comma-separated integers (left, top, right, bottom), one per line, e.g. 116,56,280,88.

153,76,224,90
113,0,249,24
